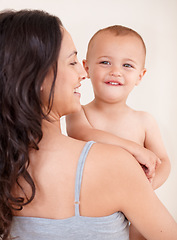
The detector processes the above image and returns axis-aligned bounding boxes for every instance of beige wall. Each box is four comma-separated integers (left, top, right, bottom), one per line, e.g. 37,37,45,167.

1,0,177,220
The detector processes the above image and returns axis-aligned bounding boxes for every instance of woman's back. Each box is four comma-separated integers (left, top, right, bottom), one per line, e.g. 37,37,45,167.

11,121,177,240
11,139,129,239
12,120,129,219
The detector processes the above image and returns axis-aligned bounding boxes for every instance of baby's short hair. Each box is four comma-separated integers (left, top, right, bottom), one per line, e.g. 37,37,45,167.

87,25,146,59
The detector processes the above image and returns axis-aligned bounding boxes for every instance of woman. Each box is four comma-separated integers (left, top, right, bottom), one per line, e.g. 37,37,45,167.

0,9,176,240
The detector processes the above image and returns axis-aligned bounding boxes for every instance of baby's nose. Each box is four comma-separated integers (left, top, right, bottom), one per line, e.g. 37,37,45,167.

109,66,122,77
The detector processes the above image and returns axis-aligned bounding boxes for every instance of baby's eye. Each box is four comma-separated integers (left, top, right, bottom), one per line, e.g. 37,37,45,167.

100,61,111,65
123,63,133,68
70,61,78,66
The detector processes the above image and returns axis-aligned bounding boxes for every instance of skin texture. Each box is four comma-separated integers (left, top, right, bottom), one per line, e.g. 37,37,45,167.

13,30,177,240
66,31,171,239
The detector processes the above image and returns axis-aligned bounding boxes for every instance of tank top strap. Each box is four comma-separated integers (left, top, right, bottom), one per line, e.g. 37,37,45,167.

74,141,95,216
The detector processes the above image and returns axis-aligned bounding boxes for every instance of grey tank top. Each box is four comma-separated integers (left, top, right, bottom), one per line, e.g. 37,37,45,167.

11,141,129,240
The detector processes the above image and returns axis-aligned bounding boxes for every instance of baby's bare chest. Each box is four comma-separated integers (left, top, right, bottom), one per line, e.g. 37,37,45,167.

87,111,145,146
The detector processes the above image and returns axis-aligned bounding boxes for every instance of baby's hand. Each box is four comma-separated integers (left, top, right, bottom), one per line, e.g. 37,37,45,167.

134,146,161,181
141,164,155,184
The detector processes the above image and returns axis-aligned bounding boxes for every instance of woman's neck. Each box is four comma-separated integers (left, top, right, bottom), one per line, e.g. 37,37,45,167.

36,117,63,150
42,117,62,134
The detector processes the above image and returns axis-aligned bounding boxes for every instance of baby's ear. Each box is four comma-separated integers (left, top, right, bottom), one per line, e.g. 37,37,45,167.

136,68,147,86
82,59,90,78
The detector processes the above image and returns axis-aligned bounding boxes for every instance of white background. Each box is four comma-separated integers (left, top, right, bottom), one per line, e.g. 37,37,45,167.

1,0,177,220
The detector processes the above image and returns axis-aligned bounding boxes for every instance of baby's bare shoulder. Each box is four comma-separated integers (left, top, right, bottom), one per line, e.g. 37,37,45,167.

132,110,155,122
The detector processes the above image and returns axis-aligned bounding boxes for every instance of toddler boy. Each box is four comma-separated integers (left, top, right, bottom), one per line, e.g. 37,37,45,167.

66,26,170,239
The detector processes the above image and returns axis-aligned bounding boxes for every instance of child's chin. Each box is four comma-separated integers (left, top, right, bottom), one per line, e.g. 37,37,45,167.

101,95,124,104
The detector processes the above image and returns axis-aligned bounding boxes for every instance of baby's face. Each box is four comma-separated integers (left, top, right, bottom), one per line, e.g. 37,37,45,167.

84,32,146,103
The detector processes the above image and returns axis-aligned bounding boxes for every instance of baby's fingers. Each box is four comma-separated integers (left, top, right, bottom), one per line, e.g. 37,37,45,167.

148,174,155,184
145,161,156,177
141,164,154,181
156,157,162,166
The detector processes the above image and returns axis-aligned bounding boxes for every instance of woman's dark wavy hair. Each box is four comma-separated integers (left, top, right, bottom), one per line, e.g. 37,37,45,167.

0,9,63,239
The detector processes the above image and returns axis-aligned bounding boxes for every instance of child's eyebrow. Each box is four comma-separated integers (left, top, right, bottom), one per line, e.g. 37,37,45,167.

97,56,137,63
124,58,137,64
97,56,112,59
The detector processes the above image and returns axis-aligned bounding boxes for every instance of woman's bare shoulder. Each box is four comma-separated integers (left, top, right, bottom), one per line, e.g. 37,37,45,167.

86,142,145,191
80,142,147,214
89,142,138,171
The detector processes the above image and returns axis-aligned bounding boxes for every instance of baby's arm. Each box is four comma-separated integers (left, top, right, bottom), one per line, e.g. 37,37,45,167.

66,108,160,178
143,112,171,189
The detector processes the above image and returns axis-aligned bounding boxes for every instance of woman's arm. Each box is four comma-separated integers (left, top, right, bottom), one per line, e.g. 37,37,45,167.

128,112,171,240
103,145,177,240
129,225,147,240
66,108,160,179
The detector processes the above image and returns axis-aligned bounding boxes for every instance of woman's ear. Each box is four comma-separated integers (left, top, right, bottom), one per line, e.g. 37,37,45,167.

82,59,90,78
136,68,147,86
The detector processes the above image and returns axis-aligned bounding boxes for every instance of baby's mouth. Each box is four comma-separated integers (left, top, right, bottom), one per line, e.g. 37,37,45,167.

105,81,123,86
